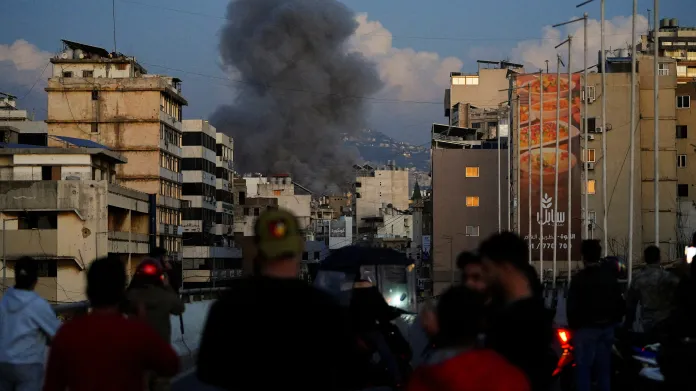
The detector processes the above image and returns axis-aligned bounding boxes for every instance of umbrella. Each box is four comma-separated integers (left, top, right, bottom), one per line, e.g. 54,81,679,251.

319,245,412,272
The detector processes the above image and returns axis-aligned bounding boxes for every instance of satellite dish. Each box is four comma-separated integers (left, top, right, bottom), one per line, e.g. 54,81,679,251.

78,53,85,59
61,52,69,59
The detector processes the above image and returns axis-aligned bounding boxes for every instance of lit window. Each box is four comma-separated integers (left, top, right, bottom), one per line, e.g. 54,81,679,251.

659,63,669,76
678,155,687,168
466,226,480,236
586,180,596,195
466,196,480,207
584,149,596,163
465,167,480,177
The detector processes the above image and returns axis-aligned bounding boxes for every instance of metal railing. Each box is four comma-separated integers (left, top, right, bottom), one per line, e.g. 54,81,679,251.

53,287,228,320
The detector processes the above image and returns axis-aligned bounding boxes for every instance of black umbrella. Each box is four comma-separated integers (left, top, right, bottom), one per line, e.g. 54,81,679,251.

319,245,411,272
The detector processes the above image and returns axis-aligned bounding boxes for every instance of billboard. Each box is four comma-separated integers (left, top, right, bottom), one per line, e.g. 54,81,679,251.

515,73,582,261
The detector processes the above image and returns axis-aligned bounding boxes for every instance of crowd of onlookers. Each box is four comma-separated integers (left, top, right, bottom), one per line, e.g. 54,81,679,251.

0,207,694,391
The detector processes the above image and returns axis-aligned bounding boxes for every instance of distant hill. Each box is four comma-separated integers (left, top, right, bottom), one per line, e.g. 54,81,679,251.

343,129,430,172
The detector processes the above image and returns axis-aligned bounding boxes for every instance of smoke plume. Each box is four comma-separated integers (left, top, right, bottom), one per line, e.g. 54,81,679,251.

211,0,382,194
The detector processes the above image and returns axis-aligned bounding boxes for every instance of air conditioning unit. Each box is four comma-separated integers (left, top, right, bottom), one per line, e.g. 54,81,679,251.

587,134,596,141
585,162,596,170
595,127,603,133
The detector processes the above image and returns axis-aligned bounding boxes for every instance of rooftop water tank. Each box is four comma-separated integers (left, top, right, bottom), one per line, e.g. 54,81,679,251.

670,18,678,28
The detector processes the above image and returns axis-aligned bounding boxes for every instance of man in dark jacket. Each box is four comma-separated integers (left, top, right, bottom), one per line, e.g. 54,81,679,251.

478,232,554,391
567,240,624,391
196,209,360,391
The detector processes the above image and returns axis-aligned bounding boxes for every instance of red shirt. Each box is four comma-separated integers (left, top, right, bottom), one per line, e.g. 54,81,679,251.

407,349,530,391
43,311,179,391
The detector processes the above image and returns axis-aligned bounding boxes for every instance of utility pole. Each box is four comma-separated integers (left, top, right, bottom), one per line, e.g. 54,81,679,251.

539,70,545,281
567,36,573,279
517,95,521,232
600,0,608,257
553,53,562,289
498,109,502,233
528,87,533,265
654,0,660,246
628,0,638,285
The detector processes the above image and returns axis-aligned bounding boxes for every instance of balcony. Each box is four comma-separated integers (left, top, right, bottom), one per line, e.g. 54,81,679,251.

0,229,58,258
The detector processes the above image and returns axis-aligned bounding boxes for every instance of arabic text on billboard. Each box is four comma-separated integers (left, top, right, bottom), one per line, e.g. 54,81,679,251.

515,73,582,261
330,220,347,237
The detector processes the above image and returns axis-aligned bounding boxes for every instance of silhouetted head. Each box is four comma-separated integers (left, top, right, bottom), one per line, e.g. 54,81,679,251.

644,245,661,265
581,240,602,264
456,251,487,295
435,285,486,347
14,257,38,291
478,232,529,291
87,257,126,308
253,209,304,278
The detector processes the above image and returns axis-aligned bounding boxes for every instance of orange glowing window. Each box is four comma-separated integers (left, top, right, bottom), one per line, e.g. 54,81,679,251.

273,190,282,196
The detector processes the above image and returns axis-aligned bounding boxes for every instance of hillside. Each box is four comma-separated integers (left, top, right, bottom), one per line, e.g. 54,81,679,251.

343,129,430,172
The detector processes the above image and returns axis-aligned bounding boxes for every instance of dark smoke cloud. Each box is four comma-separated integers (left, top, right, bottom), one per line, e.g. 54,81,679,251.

211,0,382,194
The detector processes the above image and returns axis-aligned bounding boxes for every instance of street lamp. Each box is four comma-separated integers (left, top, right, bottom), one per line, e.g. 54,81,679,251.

2,218,21,293
577,0,608,257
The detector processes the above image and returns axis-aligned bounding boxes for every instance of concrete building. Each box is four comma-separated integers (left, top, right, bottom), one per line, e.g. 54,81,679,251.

45,39,185,258
675,83,696,246
535,54,679,262
0,92,28,122
354,163,409,234
244,174,312,231
214,133,234,244
641,18,696,84
431,125,508,295
0,143,150,302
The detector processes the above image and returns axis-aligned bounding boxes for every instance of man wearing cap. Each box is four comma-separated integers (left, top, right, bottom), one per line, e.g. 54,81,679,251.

196,209,360,391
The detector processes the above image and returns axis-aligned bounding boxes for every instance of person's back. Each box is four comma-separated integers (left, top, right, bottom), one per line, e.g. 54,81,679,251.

567,264,624,329
0,257,60,391
407,285,529,391
627,267,679,332
197,276,356,390
197,209,358,391
43,257,179,391
126,259,185,342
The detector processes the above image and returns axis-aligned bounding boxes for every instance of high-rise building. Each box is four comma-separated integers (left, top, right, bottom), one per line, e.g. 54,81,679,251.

640,18,696,84
214,133,235,245
45,39,185,258
353,163,409,235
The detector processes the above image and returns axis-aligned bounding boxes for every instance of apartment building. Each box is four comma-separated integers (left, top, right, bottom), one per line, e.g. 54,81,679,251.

215,133,234,244
244,174,312,230
641,18,696,84
431,125,508,295
45,39,185,257
354,162,410,234
675,83,696,242
579,54,679,260
0,141,150,302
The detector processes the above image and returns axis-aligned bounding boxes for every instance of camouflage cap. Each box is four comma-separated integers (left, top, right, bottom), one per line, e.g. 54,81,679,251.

254,208,304,261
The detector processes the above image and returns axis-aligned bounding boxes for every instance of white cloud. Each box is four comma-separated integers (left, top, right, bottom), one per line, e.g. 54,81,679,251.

511,15,649,72
0,39,52,87
350,13,463,102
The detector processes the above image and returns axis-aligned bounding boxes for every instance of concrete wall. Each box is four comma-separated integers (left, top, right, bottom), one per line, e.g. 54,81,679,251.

449,69,510,112
432,148,509,295
356,169,410,230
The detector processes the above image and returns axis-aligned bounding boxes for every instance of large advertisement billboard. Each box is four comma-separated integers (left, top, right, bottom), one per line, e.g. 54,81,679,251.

515,73,582,261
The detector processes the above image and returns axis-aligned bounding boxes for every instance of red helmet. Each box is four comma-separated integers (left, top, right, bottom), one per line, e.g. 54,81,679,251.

136,259,165,281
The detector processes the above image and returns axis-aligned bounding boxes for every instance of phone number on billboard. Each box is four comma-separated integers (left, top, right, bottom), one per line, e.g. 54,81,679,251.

528,243,571,250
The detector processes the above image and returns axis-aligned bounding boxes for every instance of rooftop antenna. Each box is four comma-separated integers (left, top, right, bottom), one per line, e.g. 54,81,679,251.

545,59,549,73
112,0,117,52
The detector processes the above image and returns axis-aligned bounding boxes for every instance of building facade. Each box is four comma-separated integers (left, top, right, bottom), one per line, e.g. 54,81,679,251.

354,163,410,234
45,39,185,257
0,144,150,302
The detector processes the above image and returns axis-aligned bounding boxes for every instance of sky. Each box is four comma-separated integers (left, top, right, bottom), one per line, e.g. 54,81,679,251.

1,0,694,144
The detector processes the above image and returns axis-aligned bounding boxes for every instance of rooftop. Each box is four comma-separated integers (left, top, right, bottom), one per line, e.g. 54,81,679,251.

0,136,126,164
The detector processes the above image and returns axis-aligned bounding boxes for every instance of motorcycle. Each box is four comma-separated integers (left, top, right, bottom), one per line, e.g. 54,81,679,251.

553,328,652,391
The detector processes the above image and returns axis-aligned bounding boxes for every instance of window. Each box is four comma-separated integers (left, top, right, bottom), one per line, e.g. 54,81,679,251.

91,123,98,133
587,117,597,132
116,63,127,71
62,71,72,78
588,211,597,225
584,149,596,163
160,123,181,147
678,66,688,77
678,155,687,168
465,225,480,236
583,86,596,101
586,179,596,194
314,252,320,260
677,95,691,109
83,70,94,78
465,196,480,207
678,184,689,198
658,63,669,76
452,76,479,85
91,90,98,100
677,125,688,139
465,167,479,177
273,190,282,196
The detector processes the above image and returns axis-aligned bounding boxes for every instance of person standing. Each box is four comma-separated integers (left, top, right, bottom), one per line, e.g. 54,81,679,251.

0,257,61,391
43,257,179,391
478,232,554,391
126,259,185,391
196,209,360,391
625,245,679,336
567,240,625,391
